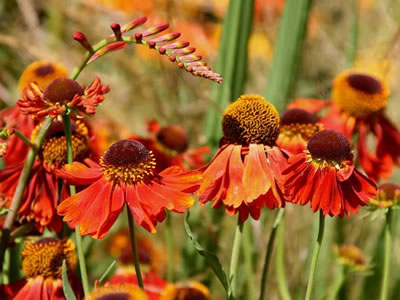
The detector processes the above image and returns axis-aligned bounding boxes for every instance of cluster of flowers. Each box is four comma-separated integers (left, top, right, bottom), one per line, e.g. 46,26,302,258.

1,17,400,300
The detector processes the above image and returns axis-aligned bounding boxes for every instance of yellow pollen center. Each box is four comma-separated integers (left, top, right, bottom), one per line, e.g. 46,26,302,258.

21,238,77,279
222,94,280,146
332,70,390,118
280,123,322,140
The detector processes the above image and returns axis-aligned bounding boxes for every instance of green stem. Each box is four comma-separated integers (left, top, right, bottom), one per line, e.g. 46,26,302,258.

127,205,144,289
345,0,359,68
13,129,37,150
242,221,256,300
62,113,89,295
259,208,286,300
276,212,292,300
380,208,393,300
328,265,346,300
229,216,244,298
0,117,53,275
165,212,174,282
305,211,325,300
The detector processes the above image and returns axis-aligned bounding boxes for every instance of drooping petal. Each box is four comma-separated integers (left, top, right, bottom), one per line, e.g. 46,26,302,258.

159,166,202,193
224,145,246,208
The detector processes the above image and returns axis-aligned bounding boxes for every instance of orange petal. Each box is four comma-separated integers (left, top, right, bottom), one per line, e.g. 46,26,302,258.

150,181,195,212
56,162,102,185
159,167,202,193
224,145,246,208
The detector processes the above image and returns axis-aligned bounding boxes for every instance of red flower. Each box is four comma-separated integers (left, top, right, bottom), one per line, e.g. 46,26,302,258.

130,120,209,173
197,95,288,221
57,139,201,238
0,106,35,166
276,108,323,155
283,130,377,216
0,119,94,232
17,77,109,119
13,238,83,300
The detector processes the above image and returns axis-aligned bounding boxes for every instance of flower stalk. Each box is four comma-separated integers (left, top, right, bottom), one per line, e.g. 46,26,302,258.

380,208,393,300
0,117,53,274
243,221,256,300
13,129,37,150
229,216,244,298
127,205,144,289
165,212,174,282
305,211,326,300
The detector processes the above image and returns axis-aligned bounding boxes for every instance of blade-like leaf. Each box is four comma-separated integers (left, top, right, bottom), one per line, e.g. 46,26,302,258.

184,212,234,299
62,260,77,300
98,260,116,285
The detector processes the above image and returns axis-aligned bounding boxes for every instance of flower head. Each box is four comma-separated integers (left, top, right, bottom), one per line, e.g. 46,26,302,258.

57,139,201,238
18,60,68,95
332,70,390,118
17,76,109,119
12,238,83,300
160,281,210,300
197,94,288,221
86,284,148,300
277,108,323,154
369,183,400,209
283,130,377,216
333,244,370,272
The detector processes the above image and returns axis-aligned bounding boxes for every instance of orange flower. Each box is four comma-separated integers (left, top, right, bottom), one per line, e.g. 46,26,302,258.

12,238,83,300
87,284,148,300
160,281,210,300
277,108,323,155
283,130,377,217
197,95,288,221
107,270,166,300
369,183,400,208
17,77,109,119
0,119,95,232
57,139,201,238
333,244,370,272
18,60,68,96
130,120,209,173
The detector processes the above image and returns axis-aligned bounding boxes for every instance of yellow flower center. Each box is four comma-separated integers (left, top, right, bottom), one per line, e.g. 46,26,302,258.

87,284,148,300
32,120,89,169
222,94,280,146
332,70,390,118
101,139,156,185
21,238,77,279
280,108,321,140
161,282,210,300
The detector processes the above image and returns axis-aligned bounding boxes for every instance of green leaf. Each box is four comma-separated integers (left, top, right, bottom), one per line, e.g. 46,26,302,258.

184,211,234,300
98,260,116,285
62,260,77,300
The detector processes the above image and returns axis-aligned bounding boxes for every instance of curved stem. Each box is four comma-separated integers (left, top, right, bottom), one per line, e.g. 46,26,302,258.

0,117,53,275
242,221,256,300
165,212,174,282
380,208,393,300
229,216,244,298
328,265,346,300
259,208,285,300
305,211,325,300
127,206,144,289
62,113,89,296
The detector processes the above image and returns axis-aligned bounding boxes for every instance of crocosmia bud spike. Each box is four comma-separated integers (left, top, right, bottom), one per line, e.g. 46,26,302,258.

141,23,169,37
88,41,127,64
73,32,94,53
120,16,148,33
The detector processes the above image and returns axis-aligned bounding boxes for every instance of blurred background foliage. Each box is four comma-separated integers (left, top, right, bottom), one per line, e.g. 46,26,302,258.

1,0,400,299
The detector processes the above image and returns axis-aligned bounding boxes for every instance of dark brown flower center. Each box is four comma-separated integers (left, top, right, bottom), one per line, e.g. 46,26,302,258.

34,64,56,77
157,125,188,153
174,288,209,300
347,73,382,95
307,130,351,162
97,293,130,300
280,108,316,126
222,94,280,146
103,139,151,167
43,77,84,103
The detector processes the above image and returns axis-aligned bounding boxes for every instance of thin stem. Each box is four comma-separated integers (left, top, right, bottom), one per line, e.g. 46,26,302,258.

242,221,256,300
328,265,346,300
380,208,393,300
276,212,292,300
259,208,286,300
229,216,244,298
13,129,37,150
127,205,144,289
305,211,325,300
0,117,53,274
165,212,174,282
62,113,89,295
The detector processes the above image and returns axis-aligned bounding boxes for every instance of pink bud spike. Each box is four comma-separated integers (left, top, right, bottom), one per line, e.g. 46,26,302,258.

159,48,166,55
73,31,94,52
170,47,196,55
88,41,127,64
111,23,122,40
178,62,184,68
186,61,207,67
141,23,169,37
169,56,176,62
179,55,202,62
161,41,190,49
135,33,143,42
148,41,156,48
149,32,181,43
121,16,148,33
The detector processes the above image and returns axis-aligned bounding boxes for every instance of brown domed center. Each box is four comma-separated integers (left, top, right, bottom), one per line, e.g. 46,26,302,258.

157,125,188,153
103,139,152,167
34,64,56,77
347,73,382,95
307,130,351,162
43,77,84,103
280,108,316,126
97,293,130,300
